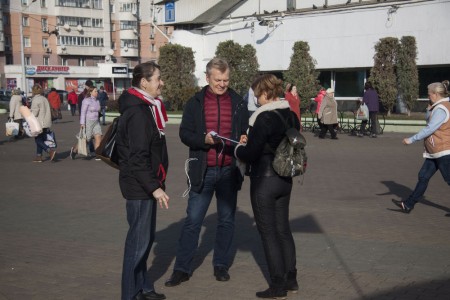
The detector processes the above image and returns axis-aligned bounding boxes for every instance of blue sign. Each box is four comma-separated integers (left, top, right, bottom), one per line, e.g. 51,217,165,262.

165,2,175,22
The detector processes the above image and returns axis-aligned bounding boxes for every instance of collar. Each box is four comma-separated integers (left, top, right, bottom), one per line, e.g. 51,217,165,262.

249,100,290,126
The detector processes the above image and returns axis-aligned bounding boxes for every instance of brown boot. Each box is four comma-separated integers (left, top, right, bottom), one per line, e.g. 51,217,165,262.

33,156,43,163
48,149,57,161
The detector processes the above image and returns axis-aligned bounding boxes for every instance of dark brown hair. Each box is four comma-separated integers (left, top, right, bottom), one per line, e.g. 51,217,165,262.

132,61,160,88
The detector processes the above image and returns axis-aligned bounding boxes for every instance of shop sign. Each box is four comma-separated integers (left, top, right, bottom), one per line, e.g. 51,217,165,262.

165,2,175,22
26,66,70,75
112,66,128,75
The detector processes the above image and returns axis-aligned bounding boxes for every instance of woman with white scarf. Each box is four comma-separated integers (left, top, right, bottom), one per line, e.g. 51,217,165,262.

235,74,300,299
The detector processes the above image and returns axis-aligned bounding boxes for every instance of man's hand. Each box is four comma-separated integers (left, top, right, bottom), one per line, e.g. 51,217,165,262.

402,138,411,145
205,132,218,145
239,134,248,144
152,188,169,209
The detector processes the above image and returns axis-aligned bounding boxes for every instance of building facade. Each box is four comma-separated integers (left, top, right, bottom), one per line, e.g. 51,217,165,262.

0,0,172,97
156,0,450,100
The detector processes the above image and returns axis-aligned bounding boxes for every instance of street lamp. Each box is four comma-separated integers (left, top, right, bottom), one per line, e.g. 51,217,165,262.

19,0,38,93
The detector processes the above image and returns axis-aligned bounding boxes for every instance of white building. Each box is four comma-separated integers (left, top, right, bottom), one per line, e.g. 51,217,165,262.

156,0,450,100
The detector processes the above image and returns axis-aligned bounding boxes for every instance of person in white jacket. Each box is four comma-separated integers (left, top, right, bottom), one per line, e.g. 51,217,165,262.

9,89,24,138
30,84,56,163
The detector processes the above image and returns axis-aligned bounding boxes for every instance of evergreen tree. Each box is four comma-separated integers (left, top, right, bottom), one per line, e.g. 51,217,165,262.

215,40,259,96
369,37,399,116
397,36,419,116
158,44,197,111
283,41,320,110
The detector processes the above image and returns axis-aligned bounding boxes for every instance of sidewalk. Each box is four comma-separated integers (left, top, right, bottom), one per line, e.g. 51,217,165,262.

0,110,449,300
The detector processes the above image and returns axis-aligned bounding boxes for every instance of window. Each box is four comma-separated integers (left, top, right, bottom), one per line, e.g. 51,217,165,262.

3,14,9,26
120,20,137,30
21,0,29,5
4,35,10,51
25,56,31,65
61,57,68,66
119,2,137,12
92,37,104,47
56,0,91,8
164,27,169,35
92,19,103,28
92,0,102,9
79,58,85,66
42,38,48,48
287,0,296,11
150,26,155,35
41,18,48,32
41,0,47,7
57,16,91,27
23,37,31,47
111,41,116,49
151,43,155,52
334,70,366,97
121,39,138,49
110,4,115,13
22,16,29,27
43,57,49,65
6,55,13,65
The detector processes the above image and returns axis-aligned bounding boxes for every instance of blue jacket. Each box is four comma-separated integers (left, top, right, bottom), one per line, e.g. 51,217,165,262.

97,90,109,107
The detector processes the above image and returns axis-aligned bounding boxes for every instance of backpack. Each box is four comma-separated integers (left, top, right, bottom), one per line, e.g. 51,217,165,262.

269,110,307,177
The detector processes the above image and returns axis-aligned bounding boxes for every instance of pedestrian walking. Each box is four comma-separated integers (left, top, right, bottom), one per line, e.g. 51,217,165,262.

318,88,338,139
97,86,109,125
67,88,78,116
358,82,379,137
284,83,301,122
392,81,450,213
30,84,56,162
9,88,25,138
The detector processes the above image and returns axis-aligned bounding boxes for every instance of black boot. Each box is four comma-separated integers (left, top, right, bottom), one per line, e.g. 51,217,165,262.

256,277,287,299
285,270,299,292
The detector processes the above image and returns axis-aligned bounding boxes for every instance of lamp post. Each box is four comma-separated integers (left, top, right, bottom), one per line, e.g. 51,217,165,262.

19,0,37,93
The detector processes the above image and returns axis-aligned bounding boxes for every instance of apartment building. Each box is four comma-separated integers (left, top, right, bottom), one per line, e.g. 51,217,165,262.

0,0,172,97
157,0,449,99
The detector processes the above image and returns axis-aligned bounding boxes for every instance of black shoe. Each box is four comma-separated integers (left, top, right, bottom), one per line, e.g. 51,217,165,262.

214,266,230,281
140,290,166,300
331,136,338,140
391,199,412,213
164,270,189,287
256,287,287,299
285,271,299,293
318,136,325,139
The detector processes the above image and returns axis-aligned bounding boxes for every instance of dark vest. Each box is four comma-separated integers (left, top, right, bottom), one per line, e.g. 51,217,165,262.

204,88,233,167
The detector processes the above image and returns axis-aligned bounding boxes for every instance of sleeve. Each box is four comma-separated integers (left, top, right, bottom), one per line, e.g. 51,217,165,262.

179,98,210,150
407,108,447,143
235,113,271,163
31,97,41,118
126,112,161,196
318,97,327,119
9,99,14,118
80,99,88,125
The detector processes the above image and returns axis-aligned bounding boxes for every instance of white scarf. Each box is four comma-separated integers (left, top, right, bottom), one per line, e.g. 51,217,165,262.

131,87,166,135
249,100,290,126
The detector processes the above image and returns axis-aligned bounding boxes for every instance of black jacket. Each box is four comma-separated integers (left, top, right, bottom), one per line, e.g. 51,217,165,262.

235,107,300,177
179,86,248,192
116,90,169,200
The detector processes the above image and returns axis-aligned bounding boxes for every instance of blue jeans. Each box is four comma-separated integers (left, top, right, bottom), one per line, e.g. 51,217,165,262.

101,107,106,124
34,128,50,155
122,199,157,300
404,156,450,209
174,166,238,274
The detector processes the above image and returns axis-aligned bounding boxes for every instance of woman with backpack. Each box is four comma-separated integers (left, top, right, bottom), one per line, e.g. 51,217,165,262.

234,74,300,299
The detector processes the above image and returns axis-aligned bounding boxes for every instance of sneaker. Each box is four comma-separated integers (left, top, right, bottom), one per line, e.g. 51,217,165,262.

48,149,57,161
357,133,364,137
33,156,43,163
70,147,76,160
214,266,230,281
391,199,412,214
371,134,377,138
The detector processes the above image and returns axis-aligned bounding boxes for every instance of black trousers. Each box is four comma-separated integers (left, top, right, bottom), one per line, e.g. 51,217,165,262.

319,123,337,138
360,112,378,135
250,175,296,285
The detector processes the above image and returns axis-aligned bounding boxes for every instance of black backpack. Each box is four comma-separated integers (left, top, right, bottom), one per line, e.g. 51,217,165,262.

268,110,307,177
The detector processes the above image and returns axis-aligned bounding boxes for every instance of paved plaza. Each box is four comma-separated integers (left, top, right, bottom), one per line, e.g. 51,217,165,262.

0,111,449,300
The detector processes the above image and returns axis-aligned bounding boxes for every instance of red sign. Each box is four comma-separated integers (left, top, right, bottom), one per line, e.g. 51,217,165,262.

35,66,70,74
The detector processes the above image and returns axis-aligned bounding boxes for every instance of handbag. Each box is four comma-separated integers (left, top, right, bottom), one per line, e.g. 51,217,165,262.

77,128,88,156
95,117,119,169
356,103,369,121
44,130,57,148
51,108,62,120
19,106,42,137
5,118,19,136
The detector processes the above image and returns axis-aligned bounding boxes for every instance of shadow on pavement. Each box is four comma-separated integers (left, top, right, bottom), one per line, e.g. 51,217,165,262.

366,277,450,299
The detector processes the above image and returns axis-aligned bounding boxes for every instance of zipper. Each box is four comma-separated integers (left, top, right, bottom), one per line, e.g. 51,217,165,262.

216,95,221,166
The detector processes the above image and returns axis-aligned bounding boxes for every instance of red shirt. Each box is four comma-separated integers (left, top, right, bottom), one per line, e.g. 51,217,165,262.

285,92,301,122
